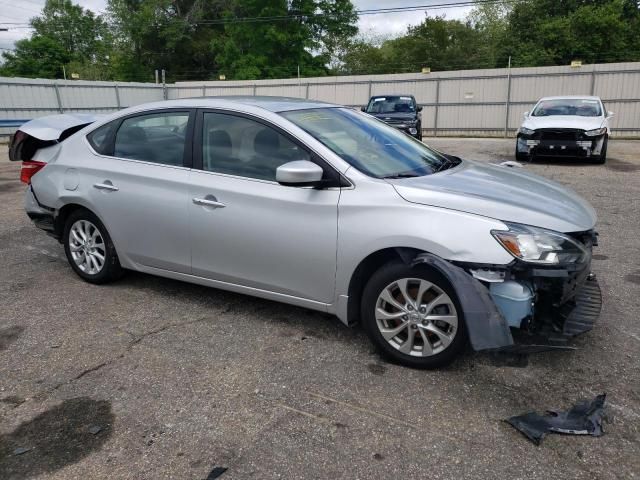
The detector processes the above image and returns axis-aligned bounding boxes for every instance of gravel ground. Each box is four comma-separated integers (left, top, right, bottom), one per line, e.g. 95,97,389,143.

1,138,639,479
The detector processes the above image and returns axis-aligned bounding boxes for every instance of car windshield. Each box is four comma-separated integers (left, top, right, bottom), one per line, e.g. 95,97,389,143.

532,98,602,117
281,107,450,178
365,96,415,114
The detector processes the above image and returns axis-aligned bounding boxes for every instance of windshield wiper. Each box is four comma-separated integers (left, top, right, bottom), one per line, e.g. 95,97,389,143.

382,172,421,179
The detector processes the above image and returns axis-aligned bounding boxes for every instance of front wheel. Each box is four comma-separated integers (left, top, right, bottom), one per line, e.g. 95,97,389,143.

63,209,123,284
361,262,466,369
592,136,608,164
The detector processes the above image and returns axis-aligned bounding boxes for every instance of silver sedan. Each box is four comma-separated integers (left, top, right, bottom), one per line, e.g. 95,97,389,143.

13,97,602,368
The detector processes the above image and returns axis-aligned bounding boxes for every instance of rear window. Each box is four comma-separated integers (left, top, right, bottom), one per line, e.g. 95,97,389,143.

87,122,116,155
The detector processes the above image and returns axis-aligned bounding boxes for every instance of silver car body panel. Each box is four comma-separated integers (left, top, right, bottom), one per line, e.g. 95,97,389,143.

387,159,597,233
17,113,104,141
24,97,598,325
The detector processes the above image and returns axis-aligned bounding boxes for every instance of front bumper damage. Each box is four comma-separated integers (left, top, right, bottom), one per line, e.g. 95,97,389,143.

517,129,606,158
413,236,602,354
384,122,421,138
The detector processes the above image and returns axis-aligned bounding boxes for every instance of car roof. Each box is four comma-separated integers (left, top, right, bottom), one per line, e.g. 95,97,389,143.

538,95,602,102
370,94,415,98
123,96,339,114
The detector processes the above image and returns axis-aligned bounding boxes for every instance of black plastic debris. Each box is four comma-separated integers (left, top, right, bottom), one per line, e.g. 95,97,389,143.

206,466,228,479
506,394,607,445
88,425,102,435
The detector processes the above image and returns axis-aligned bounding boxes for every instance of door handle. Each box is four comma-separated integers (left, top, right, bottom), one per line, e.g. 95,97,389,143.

93,182,119,191
193,197,226,209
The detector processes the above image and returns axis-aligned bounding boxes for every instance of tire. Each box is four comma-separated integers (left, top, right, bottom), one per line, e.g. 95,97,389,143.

592,136,607,164
515,147,529,162
63,209,123,284
361,261,467,369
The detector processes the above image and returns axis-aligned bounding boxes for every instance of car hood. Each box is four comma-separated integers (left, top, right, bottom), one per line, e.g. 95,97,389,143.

522,115,604,131
371,112,417,122
387,160,597,233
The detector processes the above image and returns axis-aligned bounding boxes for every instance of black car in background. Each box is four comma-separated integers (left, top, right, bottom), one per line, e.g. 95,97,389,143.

362,95,423,140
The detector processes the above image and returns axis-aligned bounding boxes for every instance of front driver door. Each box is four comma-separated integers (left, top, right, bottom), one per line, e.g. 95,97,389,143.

189,110,340,304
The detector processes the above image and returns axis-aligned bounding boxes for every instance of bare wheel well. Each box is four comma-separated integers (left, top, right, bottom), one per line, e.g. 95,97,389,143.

346,247,423,325
54,204,89,240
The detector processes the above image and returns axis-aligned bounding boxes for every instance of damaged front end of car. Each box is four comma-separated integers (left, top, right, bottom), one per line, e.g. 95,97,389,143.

414,225,602,354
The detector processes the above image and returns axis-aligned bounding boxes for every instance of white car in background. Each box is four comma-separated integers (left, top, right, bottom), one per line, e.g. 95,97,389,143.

516,96,613,164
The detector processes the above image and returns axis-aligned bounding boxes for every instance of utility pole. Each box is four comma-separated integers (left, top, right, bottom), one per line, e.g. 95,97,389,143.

504,56,512,138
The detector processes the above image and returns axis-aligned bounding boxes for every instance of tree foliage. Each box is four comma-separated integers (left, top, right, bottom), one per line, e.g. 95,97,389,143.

0,0,112,79
338,0,640,74
1,0,639,81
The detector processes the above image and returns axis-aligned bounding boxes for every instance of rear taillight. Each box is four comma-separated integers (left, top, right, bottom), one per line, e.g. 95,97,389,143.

20,161,47,184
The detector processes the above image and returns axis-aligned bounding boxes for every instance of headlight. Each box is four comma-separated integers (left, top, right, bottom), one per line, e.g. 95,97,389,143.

518,127,535,136
491,223,588,265
584,127,606,137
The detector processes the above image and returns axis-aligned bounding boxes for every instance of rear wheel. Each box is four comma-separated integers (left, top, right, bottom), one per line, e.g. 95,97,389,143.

63,209,123,284
361,261,466,369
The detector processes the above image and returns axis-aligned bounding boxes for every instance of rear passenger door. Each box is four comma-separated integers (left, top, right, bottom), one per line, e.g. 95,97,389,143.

84,109,195,273
188,110,341,303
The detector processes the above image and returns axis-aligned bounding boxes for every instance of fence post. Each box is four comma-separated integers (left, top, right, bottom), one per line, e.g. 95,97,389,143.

590,69,596,95
253,84,257,96
504,60,512,138
202,84,206,97
114,83,121,109
367,80,372,100
53,83,64,113
433,78,440,137
305,82,309,99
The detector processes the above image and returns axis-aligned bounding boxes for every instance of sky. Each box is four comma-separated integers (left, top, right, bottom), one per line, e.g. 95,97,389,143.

0,0,473,54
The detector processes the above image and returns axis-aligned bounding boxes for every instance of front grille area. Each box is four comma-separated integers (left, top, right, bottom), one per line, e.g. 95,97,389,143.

533,129,585,141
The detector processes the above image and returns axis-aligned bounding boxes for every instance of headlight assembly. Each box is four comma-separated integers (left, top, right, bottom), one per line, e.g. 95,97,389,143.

518,127,535,136
492,223,588,265
584,127,607,137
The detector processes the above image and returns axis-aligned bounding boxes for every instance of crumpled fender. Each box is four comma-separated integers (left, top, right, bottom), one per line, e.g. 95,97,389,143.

412,253,514,350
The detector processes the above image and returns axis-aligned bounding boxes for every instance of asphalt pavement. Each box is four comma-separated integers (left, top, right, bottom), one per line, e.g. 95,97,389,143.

1,138,639,479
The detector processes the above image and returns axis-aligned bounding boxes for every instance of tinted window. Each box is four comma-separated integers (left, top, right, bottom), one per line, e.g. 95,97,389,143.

114,111,189,166
87,121,116,155
366,96,415,114
282,108,450,179
201,112,310,181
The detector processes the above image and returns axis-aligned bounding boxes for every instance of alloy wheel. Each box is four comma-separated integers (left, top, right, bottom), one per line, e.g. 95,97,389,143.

68,219,106,275
375,278,458,357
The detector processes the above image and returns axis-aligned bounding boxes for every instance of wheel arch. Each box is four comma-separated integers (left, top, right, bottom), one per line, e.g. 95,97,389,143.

345,247,425,326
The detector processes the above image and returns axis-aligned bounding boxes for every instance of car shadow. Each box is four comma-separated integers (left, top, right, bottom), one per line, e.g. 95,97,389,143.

0,397,114,479
107,270,361,345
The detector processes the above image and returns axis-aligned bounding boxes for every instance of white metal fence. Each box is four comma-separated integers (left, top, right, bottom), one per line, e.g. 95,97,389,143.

2,61,640,138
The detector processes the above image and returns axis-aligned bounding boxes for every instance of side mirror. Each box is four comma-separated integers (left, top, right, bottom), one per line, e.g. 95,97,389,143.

361,106,367,112
607,111,615,118
417,105,423,112
276,160,324,187
523,111,529,118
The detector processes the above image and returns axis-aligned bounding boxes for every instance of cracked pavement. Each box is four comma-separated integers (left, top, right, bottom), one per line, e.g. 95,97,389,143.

1,139,639,479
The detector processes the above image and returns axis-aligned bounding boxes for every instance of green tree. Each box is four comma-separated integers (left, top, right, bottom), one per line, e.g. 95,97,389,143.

339,16,489,74
498,0,640,66
107,0,358,81
0,36,70,78
0,0,112,79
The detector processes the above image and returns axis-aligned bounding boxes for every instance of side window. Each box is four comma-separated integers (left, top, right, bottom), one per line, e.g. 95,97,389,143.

201,112,310,181
87,121,117,155
114,111,189,166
